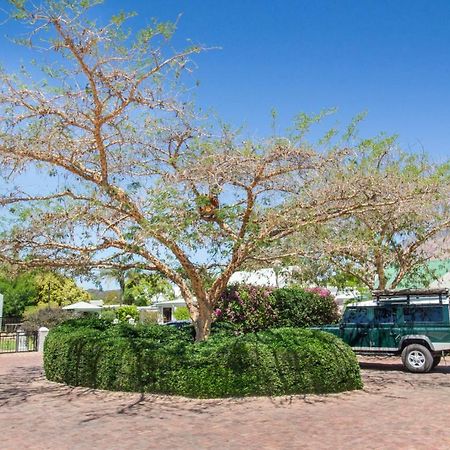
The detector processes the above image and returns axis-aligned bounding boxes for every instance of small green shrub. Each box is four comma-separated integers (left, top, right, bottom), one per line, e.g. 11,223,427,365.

44,321,362,398
139,310,159,325
171,328,362,397
116,305,139,322
173,306,190,321
101,308,158,325
99,309,117,322
53,316,113,332
216,284,339,331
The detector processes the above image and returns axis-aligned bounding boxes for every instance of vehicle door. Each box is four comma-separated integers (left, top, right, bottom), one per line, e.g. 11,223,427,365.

370,305,400,350
341,307,373,349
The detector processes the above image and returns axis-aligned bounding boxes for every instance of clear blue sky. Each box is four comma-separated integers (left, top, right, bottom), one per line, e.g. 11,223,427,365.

113,0,450,159
2,0,450,160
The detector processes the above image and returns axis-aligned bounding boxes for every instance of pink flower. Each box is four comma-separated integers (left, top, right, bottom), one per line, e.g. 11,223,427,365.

214,308,222,316
307,287,331,297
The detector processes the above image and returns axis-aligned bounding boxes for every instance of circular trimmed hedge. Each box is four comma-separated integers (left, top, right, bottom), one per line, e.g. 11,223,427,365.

44,319,362,398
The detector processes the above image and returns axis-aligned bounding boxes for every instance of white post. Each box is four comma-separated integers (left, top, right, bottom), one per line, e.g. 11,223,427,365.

0,293,3,330
38,327,49,352
17,331,28,351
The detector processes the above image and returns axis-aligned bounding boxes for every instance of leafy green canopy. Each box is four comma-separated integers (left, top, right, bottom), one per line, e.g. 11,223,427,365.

173,306,191,320
124,272,174,306
0,271,38,317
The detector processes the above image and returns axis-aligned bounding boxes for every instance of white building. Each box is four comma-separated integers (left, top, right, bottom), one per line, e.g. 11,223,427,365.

99,292,188,324
142,295,187,323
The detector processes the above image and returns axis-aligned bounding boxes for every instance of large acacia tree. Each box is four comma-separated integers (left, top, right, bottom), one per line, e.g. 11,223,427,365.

0,1,420,340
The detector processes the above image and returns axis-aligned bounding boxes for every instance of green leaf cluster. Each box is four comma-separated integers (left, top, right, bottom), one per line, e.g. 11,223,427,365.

173,306,190,320
115,305,139,322
22,305,74,332
215,285,340,333
0,268,91,316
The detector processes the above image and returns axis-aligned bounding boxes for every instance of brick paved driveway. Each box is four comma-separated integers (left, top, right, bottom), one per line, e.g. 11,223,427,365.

1,352,450,449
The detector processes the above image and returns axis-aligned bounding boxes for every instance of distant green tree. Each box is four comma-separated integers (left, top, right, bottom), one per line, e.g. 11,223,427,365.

0,267,91,317
271,138,450,290
0,271,38,317
123,272,175,306
115,305,139,322
99,268,127,304
35,272,91,306
289,258,370,294
102,291,121,305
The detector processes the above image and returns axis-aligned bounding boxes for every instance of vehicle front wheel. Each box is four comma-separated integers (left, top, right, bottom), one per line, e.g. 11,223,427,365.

401,344,433,373
432,355,441,369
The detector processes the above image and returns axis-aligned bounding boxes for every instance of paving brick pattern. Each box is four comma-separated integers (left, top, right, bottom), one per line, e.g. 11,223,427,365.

1,352,450,449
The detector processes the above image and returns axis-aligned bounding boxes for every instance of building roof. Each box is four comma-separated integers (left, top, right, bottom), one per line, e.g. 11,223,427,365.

62,301,102,311
152,298,186,308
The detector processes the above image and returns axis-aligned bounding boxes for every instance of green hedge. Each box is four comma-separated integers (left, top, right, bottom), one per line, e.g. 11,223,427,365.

44,320,362,397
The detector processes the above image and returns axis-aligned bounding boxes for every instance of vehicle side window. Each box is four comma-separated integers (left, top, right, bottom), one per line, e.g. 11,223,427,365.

402,306,444,323
374,306,396,324
343,307,371,324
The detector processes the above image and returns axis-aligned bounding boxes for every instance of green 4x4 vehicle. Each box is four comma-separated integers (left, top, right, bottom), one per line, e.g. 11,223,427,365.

319,289,450,373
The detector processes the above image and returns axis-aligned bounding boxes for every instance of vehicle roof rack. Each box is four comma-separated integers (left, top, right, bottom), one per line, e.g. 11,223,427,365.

372,289,449,305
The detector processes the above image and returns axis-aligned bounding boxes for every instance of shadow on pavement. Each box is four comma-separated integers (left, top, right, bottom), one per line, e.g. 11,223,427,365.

0,363,252,423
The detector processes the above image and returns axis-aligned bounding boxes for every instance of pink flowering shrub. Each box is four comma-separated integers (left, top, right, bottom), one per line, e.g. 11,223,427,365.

215,284,277,333
215,284,339,332
271,286,339,328
306,287,331,298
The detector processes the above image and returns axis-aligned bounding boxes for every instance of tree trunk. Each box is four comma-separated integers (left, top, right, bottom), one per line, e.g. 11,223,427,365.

377,276,387,290
193,303,214,342
375,251,387,290
119,274,126,305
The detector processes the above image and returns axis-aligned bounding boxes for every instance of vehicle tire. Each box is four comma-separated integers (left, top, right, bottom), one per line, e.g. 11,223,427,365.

401,344,433,373
432,355,441,369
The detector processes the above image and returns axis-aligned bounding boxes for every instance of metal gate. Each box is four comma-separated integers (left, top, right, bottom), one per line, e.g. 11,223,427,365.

0,330,38,353
0,317,38,353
